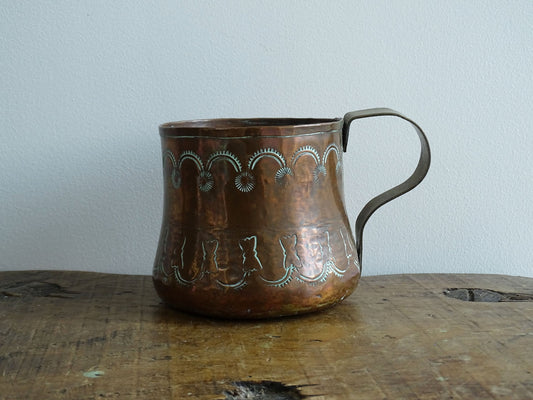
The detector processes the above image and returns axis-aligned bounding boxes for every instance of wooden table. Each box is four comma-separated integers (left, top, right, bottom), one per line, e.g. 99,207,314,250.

1,271,531,399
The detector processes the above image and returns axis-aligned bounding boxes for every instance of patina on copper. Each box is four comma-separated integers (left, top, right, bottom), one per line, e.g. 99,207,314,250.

153,108,430,319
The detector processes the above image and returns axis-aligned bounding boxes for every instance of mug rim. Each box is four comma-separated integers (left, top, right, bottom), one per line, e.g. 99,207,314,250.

159,117,342,137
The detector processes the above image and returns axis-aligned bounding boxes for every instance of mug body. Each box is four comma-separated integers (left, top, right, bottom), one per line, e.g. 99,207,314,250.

154,117,361,318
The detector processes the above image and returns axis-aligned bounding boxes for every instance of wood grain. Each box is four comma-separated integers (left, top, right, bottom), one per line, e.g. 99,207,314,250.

0,271,531,399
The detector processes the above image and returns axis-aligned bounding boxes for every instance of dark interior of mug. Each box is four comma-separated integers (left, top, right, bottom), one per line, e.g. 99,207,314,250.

161,117,341,129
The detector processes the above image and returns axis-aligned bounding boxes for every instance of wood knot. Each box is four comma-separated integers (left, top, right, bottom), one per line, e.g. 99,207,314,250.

1,281,78,299
223,380,311,400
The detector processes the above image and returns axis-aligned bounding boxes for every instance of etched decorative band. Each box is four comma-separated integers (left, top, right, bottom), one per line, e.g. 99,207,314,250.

154,226,360,290
163,144,342,192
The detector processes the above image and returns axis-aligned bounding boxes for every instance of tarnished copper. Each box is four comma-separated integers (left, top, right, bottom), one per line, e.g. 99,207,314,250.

153,108,430,319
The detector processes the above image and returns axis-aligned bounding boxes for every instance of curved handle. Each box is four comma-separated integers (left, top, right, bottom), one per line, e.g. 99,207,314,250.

342,108,431,266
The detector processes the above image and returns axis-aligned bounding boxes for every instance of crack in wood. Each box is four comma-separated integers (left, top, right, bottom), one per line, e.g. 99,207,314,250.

444,288,533,302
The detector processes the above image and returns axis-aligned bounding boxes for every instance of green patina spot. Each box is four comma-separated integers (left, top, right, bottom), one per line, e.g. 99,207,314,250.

83,370,105,378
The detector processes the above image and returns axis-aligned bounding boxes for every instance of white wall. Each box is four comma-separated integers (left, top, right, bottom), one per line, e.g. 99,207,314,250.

1,1,532,277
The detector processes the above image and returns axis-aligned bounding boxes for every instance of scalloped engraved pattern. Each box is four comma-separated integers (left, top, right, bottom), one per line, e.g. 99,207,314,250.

153,227,360,290
164,144,341,192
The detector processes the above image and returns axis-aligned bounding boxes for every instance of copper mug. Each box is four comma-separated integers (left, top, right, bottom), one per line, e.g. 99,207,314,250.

153,108,430,318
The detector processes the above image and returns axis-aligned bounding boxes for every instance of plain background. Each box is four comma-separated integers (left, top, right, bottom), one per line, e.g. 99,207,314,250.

1,1,532,277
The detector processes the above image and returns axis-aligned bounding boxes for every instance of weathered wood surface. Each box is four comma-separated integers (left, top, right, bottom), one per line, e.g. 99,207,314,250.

0,271,531,399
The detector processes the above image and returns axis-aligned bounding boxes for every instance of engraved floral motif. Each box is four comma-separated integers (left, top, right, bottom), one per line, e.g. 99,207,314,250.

234,171,256,192
313,165,327,183
171,168,181,189
274,166,293,185
198,171,214,192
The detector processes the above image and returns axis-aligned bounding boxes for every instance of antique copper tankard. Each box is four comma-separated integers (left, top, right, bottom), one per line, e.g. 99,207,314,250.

153,108,430,318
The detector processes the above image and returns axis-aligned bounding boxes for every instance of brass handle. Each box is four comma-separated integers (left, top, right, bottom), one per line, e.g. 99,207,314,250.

342,108,431,266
